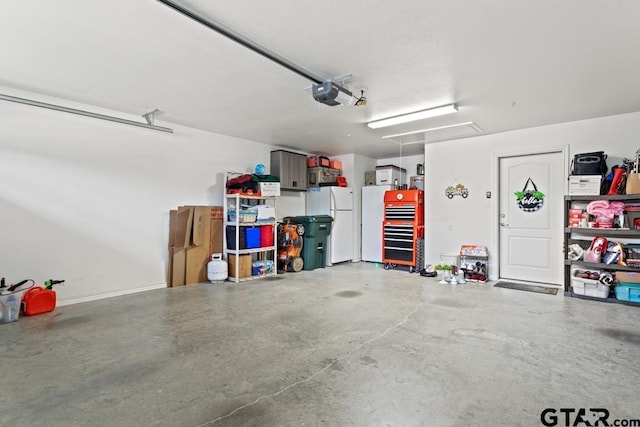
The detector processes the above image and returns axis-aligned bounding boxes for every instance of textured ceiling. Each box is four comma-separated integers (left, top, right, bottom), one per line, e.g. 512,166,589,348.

1,1,639,158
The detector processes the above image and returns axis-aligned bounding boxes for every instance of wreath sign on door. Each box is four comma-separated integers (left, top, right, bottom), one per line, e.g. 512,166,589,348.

515,177,545,212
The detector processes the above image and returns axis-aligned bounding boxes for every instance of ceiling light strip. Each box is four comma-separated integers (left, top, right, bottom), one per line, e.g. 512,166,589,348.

156,0,323,84
368,104,458,129
0,93,174,133
382,121,475,139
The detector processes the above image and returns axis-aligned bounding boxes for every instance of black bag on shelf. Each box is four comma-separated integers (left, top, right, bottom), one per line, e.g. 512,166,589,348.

571,151,608,176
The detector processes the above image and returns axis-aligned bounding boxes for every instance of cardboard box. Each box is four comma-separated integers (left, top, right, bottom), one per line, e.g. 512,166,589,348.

228,254,252,278
168,206,224,286
167,246,174,287
174,207,194,248
191,206,224,249
185,245,210,285
568,175,602,195
616,271,640,284
168,210,177,248
259,182,281,196
171,247,187,286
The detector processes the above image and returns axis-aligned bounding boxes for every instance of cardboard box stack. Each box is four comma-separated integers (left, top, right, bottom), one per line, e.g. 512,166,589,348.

168,206,223,286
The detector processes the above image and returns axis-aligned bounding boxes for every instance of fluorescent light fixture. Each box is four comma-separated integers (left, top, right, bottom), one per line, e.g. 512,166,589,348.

367,103,458,129
381,121,476,139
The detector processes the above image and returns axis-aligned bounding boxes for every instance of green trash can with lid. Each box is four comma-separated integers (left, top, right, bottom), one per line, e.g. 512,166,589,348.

292,215,333,270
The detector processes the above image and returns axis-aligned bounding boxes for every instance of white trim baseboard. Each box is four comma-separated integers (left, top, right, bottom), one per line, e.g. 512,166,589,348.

57,283,167,307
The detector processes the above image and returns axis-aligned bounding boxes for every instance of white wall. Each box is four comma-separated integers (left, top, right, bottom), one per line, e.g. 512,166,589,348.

424,112,640,279
0,89,304,303
276,191,306,220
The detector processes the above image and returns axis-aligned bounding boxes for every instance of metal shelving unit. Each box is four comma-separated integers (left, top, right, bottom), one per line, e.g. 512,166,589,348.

564,194,640,304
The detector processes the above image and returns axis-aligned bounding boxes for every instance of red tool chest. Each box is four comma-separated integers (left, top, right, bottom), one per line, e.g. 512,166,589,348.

382,189,424,272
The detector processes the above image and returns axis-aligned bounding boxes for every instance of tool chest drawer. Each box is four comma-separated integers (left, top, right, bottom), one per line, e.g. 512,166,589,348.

384,205,416,221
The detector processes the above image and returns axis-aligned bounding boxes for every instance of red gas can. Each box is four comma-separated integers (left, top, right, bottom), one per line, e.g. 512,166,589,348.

21,287,57,316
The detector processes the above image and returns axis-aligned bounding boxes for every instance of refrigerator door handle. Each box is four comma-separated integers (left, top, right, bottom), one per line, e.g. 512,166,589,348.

330,190,337,212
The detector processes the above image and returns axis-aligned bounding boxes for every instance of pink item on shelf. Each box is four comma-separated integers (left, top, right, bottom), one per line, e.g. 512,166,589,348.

586,200,625,220
584,236,608,263
569,208,583,218
596,216,613,228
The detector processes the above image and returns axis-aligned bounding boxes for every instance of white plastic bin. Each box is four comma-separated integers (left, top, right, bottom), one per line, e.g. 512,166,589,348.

571,278,610,298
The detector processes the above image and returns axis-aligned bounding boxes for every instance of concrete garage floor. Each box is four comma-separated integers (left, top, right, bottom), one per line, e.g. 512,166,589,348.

2,262,640,427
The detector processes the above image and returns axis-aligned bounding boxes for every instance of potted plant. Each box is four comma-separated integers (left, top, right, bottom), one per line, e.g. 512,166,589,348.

434,264,452,283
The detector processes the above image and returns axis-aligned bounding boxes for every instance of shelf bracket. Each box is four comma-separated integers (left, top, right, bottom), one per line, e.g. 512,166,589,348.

142,109,160,126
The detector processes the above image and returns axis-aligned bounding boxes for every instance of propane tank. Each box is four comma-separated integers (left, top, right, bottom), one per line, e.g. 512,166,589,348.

207,253,228,283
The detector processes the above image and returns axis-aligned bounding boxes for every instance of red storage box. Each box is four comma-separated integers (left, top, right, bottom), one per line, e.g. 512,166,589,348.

330,160,342,170
260,225,274,247
21,287,56,316
307,156,330,168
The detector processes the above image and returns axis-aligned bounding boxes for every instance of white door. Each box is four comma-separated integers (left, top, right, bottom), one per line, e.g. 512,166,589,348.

499,152,564,285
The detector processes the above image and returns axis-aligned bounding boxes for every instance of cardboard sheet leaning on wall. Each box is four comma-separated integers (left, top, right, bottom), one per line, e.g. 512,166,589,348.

168,206,224,286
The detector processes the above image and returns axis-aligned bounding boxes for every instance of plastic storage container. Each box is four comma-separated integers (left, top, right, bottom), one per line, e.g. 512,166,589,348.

0,293,20,323
226,225,247,250
292,215,333,270
260,225,274,247
228,210,258,223
572,279,610,298
245,227,261,249
615,282,640,302
251,260,275,276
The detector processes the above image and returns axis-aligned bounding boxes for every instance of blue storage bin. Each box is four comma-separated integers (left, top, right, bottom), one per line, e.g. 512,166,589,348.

245,227,261,249
615,282,640,302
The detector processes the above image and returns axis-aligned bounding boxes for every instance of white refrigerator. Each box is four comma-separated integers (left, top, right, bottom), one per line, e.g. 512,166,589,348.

361,185,392,262
306,186,354,266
